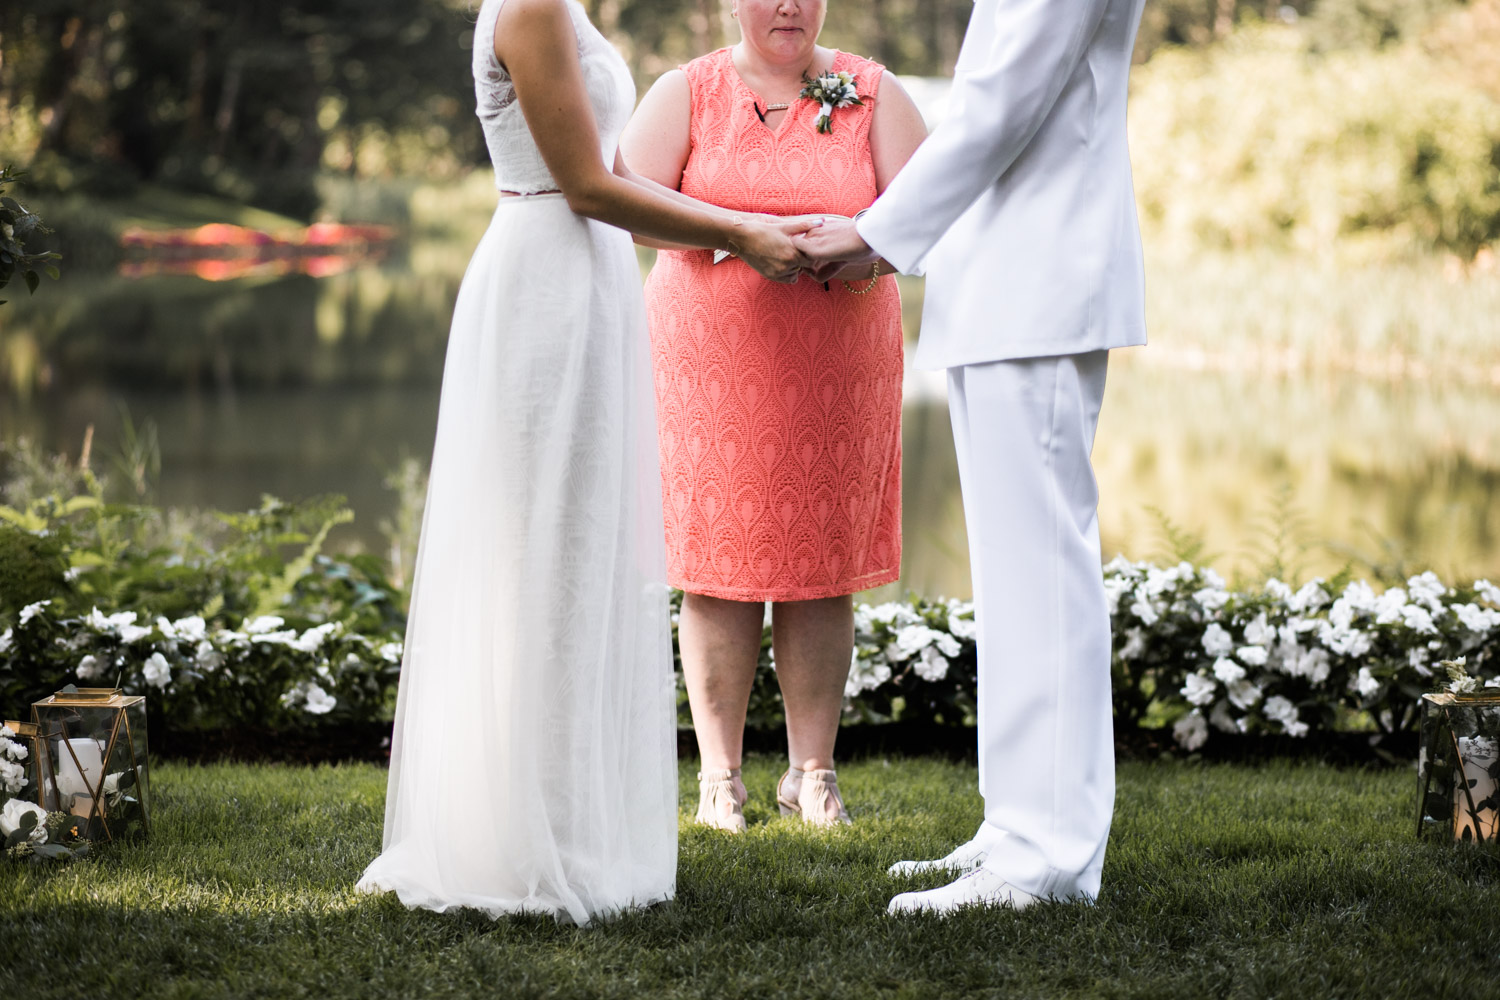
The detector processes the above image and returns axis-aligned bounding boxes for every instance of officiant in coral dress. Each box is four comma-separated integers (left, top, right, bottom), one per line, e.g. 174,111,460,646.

620,0,928,832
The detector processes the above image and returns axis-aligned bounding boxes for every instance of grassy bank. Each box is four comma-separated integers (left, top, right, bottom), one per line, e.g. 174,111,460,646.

2,757,1496,998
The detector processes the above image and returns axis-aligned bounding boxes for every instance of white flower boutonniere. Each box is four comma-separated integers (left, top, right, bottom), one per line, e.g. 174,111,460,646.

800,70,861,134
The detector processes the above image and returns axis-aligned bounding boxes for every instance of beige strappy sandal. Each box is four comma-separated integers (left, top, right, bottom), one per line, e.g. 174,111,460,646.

695,767,747,833
778,766,852,826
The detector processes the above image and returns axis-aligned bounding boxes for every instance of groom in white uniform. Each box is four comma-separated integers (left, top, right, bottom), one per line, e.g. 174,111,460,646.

799,0,1148,914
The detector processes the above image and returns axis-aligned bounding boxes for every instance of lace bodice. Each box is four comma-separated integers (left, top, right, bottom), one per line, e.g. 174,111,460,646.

472,0,636,194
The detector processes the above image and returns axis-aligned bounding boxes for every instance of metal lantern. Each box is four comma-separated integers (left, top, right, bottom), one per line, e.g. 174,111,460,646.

31,688,151,842
2,719,60,813
1416,692,1500,844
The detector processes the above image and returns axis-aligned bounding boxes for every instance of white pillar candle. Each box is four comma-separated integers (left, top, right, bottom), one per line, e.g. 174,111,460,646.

55,738,104,802
1455,736,1499,842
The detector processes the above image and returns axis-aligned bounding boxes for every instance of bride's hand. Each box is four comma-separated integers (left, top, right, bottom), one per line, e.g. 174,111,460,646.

732,217,819,283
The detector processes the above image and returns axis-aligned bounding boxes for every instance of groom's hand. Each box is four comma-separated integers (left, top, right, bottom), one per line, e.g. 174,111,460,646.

794,218,879,282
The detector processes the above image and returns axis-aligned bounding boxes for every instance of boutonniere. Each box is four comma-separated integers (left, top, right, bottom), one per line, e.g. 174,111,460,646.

799,70,862,134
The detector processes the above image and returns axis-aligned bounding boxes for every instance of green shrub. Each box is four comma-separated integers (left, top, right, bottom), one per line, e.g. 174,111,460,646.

0,527,66,616
1130,26,1500,257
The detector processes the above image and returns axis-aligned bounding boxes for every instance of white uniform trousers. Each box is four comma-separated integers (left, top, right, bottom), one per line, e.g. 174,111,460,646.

947,351,1114,901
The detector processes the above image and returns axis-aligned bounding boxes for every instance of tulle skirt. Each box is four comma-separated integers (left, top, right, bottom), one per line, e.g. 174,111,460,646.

356,195,677,925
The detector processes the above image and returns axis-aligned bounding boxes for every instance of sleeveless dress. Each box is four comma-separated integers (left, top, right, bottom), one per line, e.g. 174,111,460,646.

645,49,903,602
356,0,676,924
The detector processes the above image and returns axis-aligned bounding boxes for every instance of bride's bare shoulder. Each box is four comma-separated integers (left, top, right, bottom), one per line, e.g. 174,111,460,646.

492,0,577,68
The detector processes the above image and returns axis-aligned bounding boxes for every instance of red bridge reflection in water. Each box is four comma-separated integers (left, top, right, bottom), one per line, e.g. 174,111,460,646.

119,222,397,280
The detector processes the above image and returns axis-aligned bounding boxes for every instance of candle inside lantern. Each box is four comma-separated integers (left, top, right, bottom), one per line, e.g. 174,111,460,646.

1455,736,1499,842
55,738,104,807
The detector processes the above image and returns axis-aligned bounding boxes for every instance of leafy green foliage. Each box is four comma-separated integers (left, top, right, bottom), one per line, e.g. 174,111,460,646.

0,167,62,306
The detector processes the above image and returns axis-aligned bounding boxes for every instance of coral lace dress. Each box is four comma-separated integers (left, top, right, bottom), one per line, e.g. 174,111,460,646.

645,48,903,602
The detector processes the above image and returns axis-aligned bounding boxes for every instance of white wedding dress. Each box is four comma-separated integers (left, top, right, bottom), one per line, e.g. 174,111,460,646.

356,0,676,924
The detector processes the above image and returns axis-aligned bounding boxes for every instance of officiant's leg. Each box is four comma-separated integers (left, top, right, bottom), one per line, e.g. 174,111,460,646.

948,352,1114,901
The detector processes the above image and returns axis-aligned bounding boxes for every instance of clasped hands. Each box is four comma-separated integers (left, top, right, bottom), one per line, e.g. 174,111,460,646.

731,214,880,284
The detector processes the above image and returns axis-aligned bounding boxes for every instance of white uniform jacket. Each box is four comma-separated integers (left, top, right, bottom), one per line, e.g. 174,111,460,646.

858,0,1148,369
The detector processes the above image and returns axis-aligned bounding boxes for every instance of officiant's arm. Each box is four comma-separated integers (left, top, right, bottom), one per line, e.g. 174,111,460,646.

856,0,1111,276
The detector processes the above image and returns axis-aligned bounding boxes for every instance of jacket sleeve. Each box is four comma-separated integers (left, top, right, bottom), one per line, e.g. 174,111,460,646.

856,0,1110,276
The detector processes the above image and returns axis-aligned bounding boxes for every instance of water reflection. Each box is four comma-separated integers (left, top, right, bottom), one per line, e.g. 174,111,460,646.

4,254,1500,599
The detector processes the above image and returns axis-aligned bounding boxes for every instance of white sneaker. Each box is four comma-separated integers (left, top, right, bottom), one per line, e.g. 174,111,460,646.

887,836,991,877
886,866,1040,916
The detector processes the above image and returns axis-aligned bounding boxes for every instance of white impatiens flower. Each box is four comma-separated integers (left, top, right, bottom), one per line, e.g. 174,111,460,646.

889,625,959,662
63,565,85,583
1104,576,1132,616
1354,666,1380,700
1373,588,1408,625
1286,647,1331,686
84,608,139,635
914,645,950,683
1289,581,1330,614
1243,612,1275,647
1408,646,1431,677
1119,628,1147,661
1210,699,1245,734
0,798,49,844
1212,657,1245,684
303,684,337,715
1262,695,1308,738
1182,673,1217,707
195,640,225,673
1453,603,1500,634
291,622,341,654
0,758,26,796
1477,580,1500,607
0,628,12,655
946,610,977,641
1201,623,1234,658
18,599,51,626
1192,585,1229,612
1173,710,1208,751
142,652,172,689
1406,571,1447,611
243,616,286,635
75,654,103,681
171,616,208,643
1236,645,1270,668
119,622,154,644
1264,579,1293,603
1400,604,1437,635
845,650,892,697
378,642,403,664
1227,679,1263,710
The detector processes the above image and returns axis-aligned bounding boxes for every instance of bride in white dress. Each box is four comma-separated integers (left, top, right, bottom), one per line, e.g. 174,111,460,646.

356,0,808,924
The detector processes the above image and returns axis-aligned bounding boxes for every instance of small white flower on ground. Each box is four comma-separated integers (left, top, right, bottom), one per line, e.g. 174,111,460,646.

0,798,49,843
1201,623,1233,658
1236,645,1269,668
1354,666,1380,699
1173,710,1208,751
76,654,103,681
19,599,52,625
303,684,337,715
1182,673,1217,706
1227,679,1263,710
1212,657,1245,684
143,652,172,689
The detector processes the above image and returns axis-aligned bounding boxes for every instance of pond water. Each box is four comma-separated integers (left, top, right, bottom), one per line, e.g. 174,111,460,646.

5,232,1500,599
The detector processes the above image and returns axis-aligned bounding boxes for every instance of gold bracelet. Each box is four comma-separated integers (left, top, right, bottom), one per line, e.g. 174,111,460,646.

843,261,881,295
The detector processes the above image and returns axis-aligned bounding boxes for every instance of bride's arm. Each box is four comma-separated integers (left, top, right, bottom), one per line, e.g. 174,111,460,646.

495,0,810,279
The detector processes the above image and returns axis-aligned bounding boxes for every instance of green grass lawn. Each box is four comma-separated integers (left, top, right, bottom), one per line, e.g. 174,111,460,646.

2,757,1497,999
